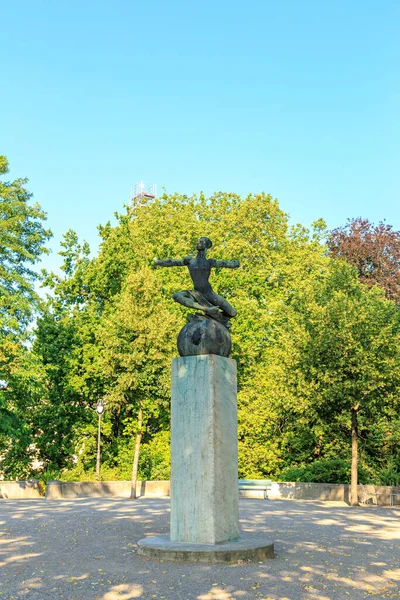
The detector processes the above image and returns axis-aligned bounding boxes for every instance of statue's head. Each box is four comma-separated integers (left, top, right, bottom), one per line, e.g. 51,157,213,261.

197,237,212,251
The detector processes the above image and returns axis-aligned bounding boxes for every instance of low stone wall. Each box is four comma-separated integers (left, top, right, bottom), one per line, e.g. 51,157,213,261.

0,480,43,499
45,480,170,500
270,482,400,505
269,482,349,502
40,479,400,505
372,485,400,505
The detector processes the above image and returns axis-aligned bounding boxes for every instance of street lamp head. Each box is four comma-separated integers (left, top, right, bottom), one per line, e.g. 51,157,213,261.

96,399,106,415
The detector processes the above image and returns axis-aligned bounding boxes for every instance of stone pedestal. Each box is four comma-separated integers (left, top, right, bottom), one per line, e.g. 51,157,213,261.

170,355,239,544
137,353,275,562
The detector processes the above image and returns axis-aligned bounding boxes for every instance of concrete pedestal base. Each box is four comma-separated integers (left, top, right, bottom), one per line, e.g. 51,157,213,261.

170,355,239,544
137,355,275,562
137,535,274,563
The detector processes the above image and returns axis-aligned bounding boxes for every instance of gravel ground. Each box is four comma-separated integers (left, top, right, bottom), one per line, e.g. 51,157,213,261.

0,497,399,600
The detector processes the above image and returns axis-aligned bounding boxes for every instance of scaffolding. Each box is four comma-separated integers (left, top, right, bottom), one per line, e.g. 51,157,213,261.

130,181,157,207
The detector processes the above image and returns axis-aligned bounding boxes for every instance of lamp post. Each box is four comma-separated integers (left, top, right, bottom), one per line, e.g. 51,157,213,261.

95,399,106,480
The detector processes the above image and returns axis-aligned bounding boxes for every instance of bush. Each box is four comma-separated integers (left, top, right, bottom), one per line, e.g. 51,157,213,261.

37,467,62,491
377,458,400,487
278,466,309,482
110,430,170,481
138,431,170,480
58,465,120,482
279,459,370,484
42,430,171,483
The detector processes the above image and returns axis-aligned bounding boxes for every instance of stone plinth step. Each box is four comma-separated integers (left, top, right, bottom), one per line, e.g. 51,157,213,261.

137,535,274,563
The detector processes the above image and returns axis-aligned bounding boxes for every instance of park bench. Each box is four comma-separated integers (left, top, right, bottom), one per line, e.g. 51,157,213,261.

238,479,271,499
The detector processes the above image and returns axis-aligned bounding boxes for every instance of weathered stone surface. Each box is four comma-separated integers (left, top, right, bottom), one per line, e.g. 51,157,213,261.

44,479,400,506
0,480,42,499
137,534,274,563
170,355,239,544
268,482,400,505
177,317,232,357
268,482,348,502
45,480,170,499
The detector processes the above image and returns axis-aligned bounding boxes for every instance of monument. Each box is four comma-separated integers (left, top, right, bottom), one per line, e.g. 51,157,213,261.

137,238,274,563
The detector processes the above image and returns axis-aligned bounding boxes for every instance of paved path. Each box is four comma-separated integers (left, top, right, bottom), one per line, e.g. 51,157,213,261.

1,498,399,600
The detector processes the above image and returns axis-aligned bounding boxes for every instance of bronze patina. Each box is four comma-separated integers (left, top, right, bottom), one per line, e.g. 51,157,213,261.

154,237,239,328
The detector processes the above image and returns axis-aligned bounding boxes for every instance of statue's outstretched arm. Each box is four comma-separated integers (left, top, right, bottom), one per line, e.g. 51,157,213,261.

212,259,240,269
154,256,191,267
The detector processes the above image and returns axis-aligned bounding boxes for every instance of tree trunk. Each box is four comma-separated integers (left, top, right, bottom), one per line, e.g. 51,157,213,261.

130,400,143,499
350,403,360,506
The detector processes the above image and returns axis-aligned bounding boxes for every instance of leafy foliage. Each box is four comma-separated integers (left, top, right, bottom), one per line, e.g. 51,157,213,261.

279,459,370,484
0,156,51,345
0,156,51,471
2,186,400,487
328,217,400,303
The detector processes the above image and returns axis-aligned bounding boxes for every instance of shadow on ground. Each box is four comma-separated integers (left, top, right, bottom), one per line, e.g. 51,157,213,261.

1,497,399,600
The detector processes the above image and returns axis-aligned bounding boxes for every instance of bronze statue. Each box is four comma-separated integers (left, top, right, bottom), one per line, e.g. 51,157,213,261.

154,237,239,329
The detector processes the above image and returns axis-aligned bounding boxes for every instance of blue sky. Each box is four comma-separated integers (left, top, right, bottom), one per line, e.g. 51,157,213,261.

2,0,399,272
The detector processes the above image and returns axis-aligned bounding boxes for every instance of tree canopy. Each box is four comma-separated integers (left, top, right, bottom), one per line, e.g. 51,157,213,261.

0,156,51,341
0,156,52,473
1,184,400,488
328,217,400,303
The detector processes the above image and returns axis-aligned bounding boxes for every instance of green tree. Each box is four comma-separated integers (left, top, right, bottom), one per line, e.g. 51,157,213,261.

16,189,400,493
30,191,296,480
87,192,333,485
33,231,103,473
0,155,51,376
0,156,51,477
283,260,400,502
97,267,178,496
0,349,47,478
